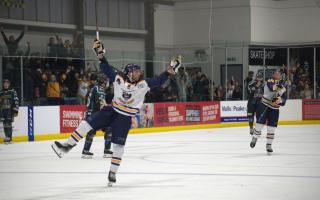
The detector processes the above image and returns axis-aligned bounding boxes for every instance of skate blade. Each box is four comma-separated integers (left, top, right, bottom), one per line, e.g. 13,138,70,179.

81,155,93,159
103,154,112,158
267,151,273,156
51,143,63,158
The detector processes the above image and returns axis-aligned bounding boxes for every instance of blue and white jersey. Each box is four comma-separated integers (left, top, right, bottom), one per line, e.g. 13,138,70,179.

262,78,287,110
99,57,169,116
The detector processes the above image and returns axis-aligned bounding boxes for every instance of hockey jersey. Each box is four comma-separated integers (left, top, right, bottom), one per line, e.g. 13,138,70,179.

99,57,169,116
262,79,287,109
0,88,19,121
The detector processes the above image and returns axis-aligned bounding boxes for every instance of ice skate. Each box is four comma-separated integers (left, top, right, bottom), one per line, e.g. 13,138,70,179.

108,171,116,187
266,144,273,154
4,137,12,145
249,128,253,135
51,141,75,158
81,150,94,159
250,137,257,148
103,149,113,158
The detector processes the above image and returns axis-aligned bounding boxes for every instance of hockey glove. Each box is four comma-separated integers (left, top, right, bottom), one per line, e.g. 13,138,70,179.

92,39,106,59
272,96,283,105
169,55,182,74
12,108,18,117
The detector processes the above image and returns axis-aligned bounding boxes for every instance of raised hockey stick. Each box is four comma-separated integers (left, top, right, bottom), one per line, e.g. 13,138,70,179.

95,0,99,40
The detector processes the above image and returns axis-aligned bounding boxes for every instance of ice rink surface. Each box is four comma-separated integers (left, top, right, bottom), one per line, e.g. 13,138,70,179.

1,125,320,200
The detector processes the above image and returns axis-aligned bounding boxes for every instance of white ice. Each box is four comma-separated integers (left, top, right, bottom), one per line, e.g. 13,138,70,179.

1,125,320,200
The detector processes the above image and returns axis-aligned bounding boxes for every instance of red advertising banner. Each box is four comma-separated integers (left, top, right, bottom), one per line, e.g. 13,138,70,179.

302,99,320,120
154,102,220,127
60,105,86,133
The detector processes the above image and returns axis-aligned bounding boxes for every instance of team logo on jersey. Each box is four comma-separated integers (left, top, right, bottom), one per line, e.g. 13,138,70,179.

122,92,132,101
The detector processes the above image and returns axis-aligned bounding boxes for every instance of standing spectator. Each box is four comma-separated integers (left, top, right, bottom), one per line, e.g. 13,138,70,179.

199,74,210,101
0,26,26,55
300,84,313,99
232,83,242,100
77,75,89,105
46,74,60,105
174,68,190,102
60,73,69,105
214,85,224,101
226,82,234,100
47,37,57,57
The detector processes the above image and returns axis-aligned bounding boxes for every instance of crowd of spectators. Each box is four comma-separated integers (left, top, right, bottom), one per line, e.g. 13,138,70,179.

288,61,314,99
1,27,318,105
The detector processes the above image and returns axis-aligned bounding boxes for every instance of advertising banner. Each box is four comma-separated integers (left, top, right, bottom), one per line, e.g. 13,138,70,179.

220,101,248,122
302,99,320,120
60,105,86,133
154,102,220,127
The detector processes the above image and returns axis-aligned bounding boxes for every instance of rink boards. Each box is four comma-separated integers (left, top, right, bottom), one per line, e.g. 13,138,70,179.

0,99,319,143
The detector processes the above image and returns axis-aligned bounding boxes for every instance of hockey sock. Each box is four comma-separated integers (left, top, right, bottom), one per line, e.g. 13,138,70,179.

110,143,125,173
253,123,264,139
3,122,12,139
266,126,276,145
248,116,254,129
83,130,95,151
68,120,93,145
104,132,112,150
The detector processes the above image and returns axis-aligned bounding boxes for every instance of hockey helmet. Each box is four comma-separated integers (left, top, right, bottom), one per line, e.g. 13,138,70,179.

123,63,142,82
96,73,108,85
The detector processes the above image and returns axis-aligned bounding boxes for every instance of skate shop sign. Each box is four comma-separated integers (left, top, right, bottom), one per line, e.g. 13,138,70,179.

153,102,220,127
220,101,248,122
60,105,86,133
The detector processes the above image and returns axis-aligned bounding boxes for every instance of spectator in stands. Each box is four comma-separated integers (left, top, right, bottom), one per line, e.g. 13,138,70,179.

232,82,242,100
226,82,234,100
214,85,224,101
280,64,288,80
0,26,26,56
174,68,190,102
64,65,78,98
47,37,57,57
46,74,60,105
60,73,69,105
199,74,210,101
300,84,313,99
77,75,89,105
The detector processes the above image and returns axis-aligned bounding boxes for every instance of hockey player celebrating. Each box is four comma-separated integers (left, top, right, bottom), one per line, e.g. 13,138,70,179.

0,79,19,144
51,40,181,186
81,73,113,159
250,70,287,154
247,72,264,135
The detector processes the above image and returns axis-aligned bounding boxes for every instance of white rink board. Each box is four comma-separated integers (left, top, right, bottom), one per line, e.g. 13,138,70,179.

10,100,305,137
279,99,302,121
33,106,60,135
0,107,28,137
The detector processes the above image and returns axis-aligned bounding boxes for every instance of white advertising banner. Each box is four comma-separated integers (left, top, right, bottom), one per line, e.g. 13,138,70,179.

220,101,248,122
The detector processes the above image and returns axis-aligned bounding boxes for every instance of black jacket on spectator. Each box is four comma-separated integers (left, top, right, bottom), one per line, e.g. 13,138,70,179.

1,30,24,55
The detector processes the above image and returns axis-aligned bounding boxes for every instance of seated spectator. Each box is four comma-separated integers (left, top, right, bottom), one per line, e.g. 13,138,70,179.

46,74,60,105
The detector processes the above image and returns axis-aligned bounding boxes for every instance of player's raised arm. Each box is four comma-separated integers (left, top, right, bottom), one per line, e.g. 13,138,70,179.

145,55,182,89
92,40,116,83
